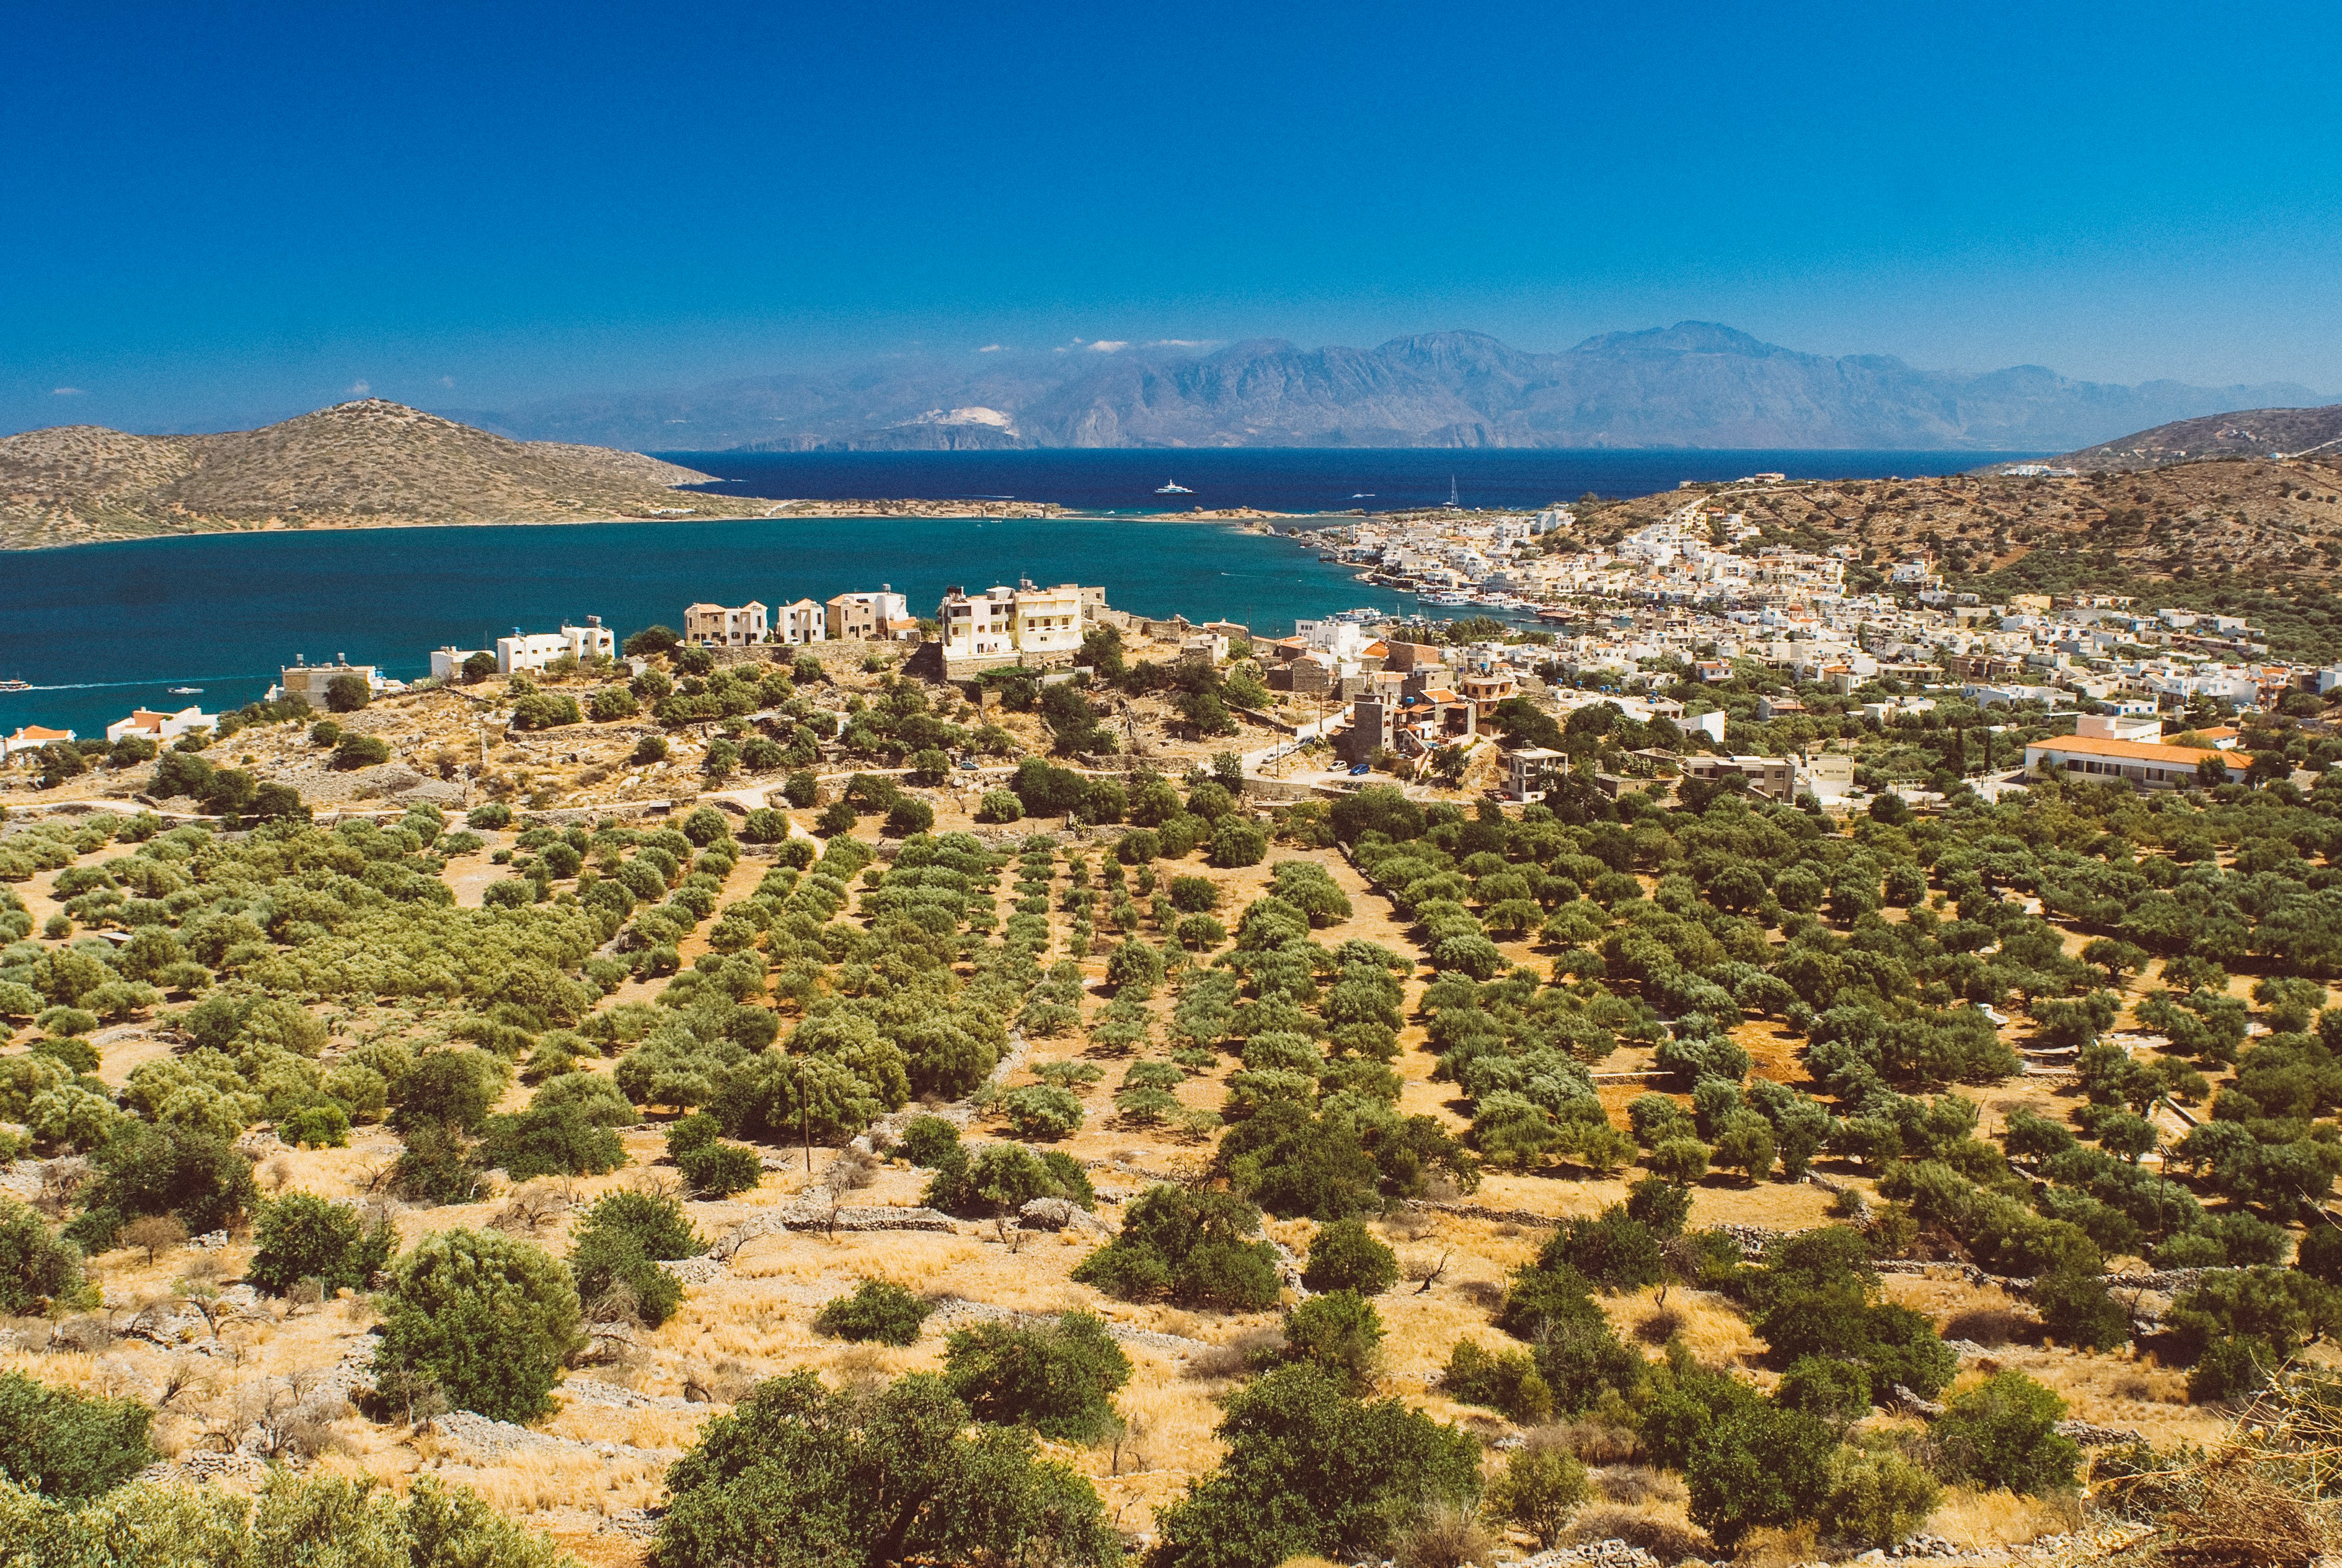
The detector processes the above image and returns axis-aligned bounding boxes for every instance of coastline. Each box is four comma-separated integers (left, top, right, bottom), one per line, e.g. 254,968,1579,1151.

0,500,1330,553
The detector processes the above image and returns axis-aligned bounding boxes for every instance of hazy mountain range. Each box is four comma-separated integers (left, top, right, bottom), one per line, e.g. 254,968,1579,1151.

444,323,2332,455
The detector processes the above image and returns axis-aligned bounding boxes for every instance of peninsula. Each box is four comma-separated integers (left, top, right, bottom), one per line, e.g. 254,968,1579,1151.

0,400,750,551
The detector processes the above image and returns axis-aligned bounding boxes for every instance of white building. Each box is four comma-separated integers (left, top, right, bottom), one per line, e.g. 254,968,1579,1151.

774,598,826,645
937,581,1090,661
429,647,490,680
1293,619,1374,661
498,618,617,674
2074,713,2163,744
4,725,75,759
105,706,214,744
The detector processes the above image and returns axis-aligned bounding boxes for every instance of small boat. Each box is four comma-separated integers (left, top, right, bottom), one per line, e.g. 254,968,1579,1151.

0,678,28,692
1154,480,1193,495
169,685,204,695
1443,476,1462,509
1351,492,1376,499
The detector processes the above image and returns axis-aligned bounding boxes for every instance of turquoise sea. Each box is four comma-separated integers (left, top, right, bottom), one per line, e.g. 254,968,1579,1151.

1,446,2023,743
0,515,1384,741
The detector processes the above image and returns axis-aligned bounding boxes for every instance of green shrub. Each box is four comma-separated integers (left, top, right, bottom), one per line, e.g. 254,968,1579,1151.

1208,819,1268,869
2168,1267,2341,1401
391,1050,503,1132
0,1199,86,1314
1301,1218,1399,1295
1000,1083,1084,1140
677,1140,761,1197
813,1279,934,1346
1927,1370,2078,1494
0,1371,155,1499
896,1114,962,1168
0,1471,569,1564
1072,1186,1283,1311
1544,1205,1664,1292
1685,1402,1837,1548
942,1311,1133,1442
1150,1364,1482,1568
391,1121,483,1206
65,1121,259,1250
1441,1339,1554,1425
373,1229,584,1424
1486,1444,1588,1549
2031,1265,2131,1350
475,1103,625,1180
280,1102,351,1148
1817,1444,1942,1549
1280,1290,1383,1393
922,1143,1090,1218
1748,1227,1956,1398
1775,1356,1871,1421
247,1193,395,1297
569,1190,700,1329
655,1372,1118,1568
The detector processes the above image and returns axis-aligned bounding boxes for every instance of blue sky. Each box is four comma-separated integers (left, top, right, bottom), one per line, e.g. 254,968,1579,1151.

5,0,2340,433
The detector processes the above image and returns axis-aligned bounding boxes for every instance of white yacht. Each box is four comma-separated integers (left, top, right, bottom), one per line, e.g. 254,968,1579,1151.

1154,480,1193,495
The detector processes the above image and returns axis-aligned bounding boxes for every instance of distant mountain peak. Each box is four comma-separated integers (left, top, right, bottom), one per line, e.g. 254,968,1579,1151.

1570,321,1795,358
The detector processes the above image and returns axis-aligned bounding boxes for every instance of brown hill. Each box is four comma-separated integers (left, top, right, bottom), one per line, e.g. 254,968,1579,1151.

1576,450,2342,592
2017,402,2342,473
0,399,745,550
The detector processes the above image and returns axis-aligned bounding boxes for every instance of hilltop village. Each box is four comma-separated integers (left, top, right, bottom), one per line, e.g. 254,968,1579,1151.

9,509,2342,1568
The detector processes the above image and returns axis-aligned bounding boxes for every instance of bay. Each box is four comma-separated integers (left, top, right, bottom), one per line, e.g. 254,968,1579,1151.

0,446,2028,743
0,515,1380,741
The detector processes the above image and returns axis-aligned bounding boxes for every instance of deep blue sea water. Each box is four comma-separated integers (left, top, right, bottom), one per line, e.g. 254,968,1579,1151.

661,446,2034,515
1,447,2031,743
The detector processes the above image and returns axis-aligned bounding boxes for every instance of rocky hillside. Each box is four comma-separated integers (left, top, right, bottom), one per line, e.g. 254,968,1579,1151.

2000,402,2342,473
451,324,2331,454
1576,449,2342,617
0,400,741,550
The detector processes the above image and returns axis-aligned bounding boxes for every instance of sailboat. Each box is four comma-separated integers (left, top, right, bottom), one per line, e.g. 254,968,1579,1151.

1443,476,1462,509
1154,480,1193,495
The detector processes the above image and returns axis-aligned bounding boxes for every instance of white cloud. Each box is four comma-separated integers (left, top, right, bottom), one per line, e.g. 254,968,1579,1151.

1148,339,1209,348
978,343,1004,353
348,379,371,395
51,386,85,396
438,375,456,388
1087,340,1130,353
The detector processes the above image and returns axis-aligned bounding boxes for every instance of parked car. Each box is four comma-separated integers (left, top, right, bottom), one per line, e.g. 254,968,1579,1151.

1349,763,1371,776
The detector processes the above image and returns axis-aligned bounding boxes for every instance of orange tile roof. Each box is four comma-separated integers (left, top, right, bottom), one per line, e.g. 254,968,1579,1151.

2028,733,2224,764
11,726,71,741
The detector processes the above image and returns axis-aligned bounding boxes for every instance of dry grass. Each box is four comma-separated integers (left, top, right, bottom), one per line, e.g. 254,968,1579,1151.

1566,1504,1713,1564
1927,1486,2085,1552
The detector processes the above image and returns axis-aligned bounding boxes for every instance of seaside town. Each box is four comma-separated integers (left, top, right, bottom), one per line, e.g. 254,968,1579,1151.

8,487,2329,816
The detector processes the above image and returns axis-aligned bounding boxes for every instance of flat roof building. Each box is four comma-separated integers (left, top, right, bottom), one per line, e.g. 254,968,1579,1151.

2023,732,2228,790
937,581,1089,661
